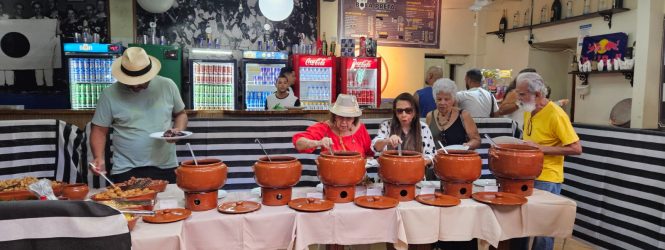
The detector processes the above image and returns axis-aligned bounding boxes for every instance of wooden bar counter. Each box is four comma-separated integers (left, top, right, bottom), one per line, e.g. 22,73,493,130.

0,109,392,128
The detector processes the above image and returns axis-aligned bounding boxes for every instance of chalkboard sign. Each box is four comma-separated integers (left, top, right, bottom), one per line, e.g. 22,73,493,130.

338,0,441,48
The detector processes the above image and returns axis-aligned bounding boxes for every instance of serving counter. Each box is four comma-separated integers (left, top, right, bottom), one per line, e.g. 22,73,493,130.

123,184,576,250
0,109,393,129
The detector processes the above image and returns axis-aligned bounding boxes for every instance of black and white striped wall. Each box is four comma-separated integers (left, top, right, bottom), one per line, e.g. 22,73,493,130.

562,123,665,249
0,119,83,183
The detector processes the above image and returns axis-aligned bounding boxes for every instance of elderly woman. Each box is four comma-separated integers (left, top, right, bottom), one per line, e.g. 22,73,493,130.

293,94,373,157
371,92,436,165
425,78,481,150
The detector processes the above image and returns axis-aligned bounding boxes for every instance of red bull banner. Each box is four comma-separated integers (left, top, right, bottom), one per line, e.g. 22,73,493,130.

581,32,628,63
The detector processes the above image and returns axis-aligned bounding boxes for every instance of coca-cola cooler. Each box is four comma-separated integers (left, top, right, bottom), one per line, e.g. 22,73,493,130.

339,57,381,108
292,55,337,110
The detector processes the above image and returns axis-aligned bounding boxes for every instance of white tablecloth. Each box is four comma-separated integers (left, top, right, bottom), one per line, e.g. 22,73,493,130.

114,184,576,250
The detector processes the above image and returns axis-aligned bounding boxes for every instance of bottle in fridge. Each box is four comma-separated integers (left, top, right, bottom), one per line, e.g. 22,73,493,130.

63,43,123,110
339,57,381,108
188,48,237,110
292,55,337,110
241,51,288,110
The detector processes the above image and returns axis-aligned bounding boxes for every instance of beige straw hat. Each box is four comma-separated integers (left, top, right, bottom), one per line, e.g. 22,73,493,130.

111,47,161,85
330,94,362,117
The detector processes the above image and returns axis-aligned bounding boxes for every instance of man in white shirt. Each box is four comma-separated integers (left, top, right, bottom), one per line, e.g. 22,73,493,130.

456,69,499,117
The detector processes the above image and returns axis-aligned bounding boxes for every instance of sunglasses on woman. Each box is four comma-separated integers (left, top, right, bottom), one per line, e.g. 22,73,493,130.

395,108,414,114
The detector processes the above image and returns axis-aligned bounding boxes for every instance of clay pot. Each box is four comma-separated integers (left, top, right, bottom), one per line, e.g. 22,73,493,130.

434,150,482,198
317,151,366,203
62,183,89,200
253,156,302,206
378,150,425,201
176,158,228,211
489,144,544,196
176,158,228,192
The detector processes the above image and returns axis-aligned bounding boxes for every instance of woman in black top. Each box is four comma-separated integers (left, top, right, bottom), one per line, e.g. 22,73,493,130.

425,78,481,150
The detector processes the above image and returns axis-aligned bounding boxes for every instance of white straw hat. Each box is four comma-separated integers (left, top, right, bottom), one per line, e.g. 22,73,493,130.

111,47,161,85
330,94,362,117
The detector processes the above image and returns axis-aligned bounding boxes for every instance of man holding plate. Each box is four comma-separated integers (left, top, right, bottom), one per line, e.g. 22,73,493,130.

89,47,188,183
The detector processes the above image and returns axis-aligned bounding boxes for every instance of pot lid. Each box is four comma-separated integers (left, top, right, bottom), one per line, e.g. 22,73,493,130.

288,198,334,212
471,192,528,206
142,208,192,223
416,193,461,207
217,201,261,214
354,196,399,209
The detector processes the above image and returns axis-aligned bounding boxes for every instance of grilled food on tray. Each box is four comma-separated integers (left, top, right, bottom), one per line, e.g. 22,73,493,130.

94,186,153,200
0,176,63,192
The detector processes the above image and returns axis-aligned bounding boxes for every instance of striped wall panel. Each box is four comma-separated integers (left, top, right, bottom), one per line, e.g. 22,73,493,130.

562,124,665,249
363,117,520,179
0,120,83,184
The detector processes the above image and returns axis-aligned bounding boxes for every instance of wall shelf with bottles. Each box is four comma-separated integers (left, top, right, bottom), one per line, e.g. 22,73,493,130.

568,69,634,86
487,7,630,43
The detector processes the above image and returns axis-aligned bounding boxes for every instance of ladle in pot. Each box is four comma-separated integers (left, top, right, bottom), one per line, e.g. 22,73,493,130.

254,138,272,162
397,143,402,156
186,143,198,165
484,134,499,148
437,141,449,154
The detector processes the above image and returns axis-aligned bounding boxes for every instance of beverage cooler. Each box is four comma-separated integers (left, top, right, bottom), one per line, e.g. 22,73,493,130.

240,51,288,110
188,48,237,110
292,55,337,110
339,57,381,108
63,43,123,110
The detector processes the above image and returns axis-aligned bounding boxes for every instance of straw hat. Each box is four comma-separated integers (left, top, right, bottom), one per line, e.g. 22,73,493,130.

330,94,362,117
111,47,161,85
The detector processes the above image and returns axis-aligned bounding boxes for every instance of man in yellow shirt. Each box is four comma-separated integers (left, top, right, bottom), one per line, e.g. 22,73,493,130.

516,72,582,250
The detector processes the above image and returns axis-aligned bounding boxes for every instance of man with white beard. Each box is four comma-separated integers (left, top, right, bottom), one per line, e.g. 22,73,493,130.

515,72,582,250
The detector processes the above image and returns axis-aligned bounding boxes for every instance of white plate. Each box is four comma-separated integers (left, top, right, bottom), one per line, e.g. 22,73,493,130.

149,131,193,140
473,179,497,187
217,190,227,199
444,145,470,150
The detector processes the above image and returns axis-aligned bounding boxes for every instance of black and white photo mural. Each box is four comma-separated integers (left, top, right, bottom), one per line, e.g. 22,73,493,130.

135,0,317,51
0,0,110,108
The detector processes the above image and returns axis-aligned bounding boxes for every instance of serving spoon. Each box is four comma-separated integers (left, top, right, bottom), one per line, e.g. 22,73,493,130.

255,138,272,162
88,162,116,188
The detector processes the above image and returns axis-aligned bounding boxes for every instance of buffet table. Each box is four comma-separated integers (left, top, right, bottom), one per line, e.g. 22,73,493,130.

121,184,576,250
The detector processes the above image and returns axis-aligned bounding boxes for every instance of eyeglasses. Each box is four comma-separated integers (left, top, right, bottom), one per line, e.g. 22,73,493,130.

395,108,414,114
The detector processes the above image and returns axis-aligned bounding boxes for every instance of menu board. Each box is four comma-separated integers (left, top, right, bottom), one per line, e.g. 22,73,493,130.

338,0,441,48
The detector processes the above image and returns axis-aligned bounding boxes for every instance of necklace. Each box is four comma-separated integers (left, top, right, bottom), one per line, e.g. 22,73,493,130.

436,109,453,128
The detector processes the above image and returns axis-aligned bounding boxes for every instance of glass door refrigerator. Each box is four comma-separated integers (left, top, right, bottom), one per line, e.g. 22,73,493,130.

63,43,123,110
188,48,237,110
292,55,337,110
240,51,288,110
339,57,382,108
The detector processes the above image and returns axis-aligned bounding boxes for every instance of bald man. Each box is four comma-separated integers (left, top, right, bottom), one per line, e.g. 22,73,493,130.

414,66,443,117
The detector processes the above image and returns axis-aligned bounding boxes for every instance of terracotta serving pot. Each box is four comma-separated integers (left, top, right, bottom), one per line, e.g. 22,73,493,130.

434,150,482,199
253,156,302,206
62,183,89,200
489,144,544,196
317,151,366,203
378,150,425,201
176,158,228,211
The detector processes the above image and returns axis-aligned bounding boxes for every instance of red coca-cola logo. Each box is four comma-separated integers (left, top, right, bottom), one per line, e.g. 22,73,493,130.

350,59,376,69
303,58,329,66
